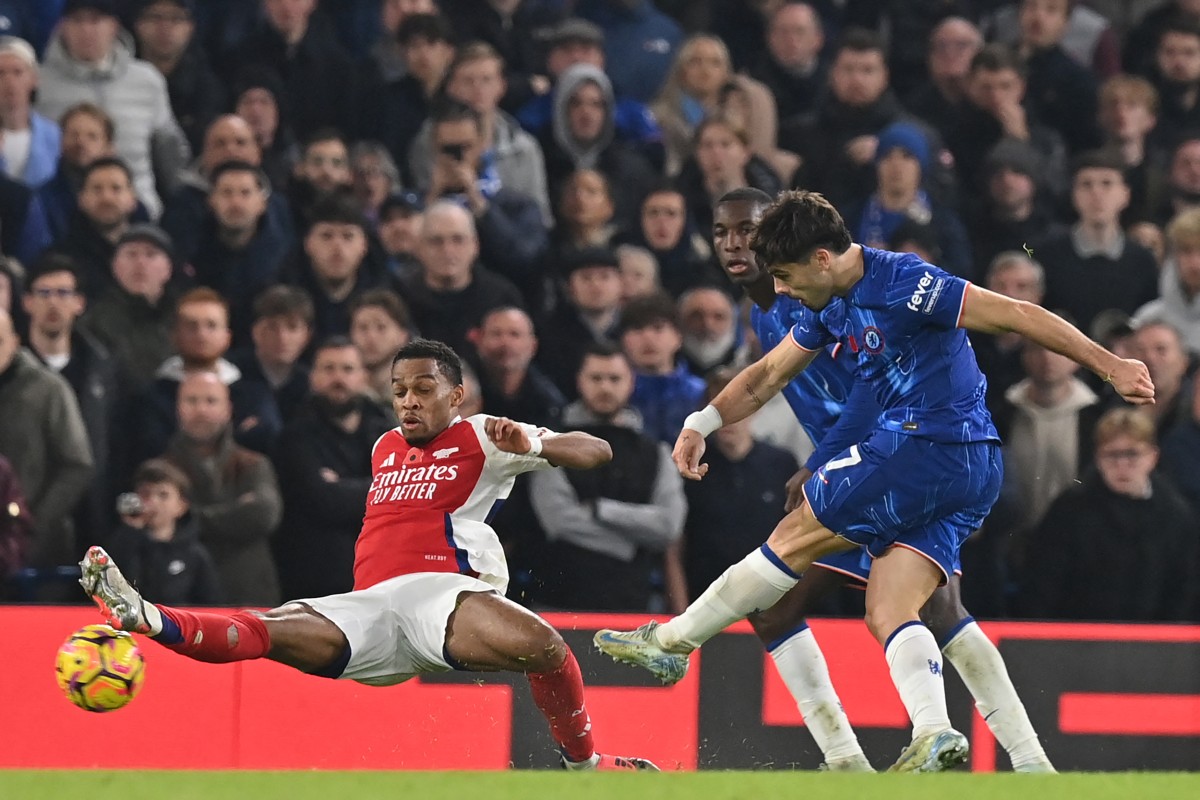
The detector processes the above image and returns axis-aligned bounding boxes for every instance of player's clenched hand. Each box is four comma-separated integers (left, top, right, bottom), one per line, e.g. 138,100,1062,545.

784,467,812,512
485,416,532,454
673,429,709,480
1107,358,1156,405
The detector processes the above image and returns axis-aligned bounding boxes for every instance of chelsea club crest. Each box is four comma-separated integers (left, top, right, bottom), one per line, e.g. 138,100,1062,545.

863,326,885,354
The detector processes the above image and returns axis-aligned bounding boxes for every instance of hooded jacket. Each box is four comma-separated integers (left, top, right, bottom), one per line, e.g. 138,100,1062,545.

1133,259,1200,353
37,32,189,218
542,64,658,228
553,64,618,171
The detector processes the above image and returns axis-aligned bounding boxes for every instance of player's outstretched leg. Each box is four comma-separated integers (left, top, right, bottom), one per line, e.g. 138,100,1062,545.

81,545,271,662
80,546,348,672
866,547,969,773
444,591,659,771
596,504,847,683
922,579,1055,773
594,543,803,683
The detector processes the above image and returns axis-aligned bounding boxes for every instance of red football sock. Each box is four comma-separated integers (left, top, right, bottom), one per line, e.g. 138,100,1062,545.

154,607,271,664
527,648,596,763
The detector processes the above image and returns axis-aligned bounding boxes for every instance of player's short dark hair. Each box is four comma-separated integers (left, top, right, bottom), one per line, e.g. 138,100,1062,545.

392,338,464,386
133,458,191,502
81,156,133,185
26,251,82,289
618,291,680,335
350,288,413,331
209,160,270,192
1070,148,1128,180
306,192,367,231
832,27,885,59
752,190,852,267
717,187,773,209
971,43,1026,78
253,284,314,325
397,13,454,46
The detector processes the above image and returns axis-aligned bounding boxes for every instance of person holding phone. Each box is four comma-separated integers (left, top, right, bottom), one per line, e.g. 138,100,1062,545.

426,102,548,299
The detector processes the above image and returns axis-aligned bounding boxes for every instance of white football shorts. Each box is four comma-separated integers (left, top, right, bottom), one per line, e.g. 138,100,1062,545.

298,572,502,686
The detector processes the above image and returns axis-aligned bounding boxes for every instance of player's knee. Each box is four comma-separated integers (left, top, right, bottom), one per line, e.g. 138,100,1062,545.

262,602,348,668
919,585,967,640
520,620,568,673
748,607,799,645
863,603,903,643
919,602,965,639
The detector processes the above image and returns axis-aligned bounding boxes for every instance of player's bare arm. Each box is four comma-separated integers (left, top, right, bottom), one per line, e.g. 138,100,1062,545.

484,415,613,468
959,285,1155,405
673,337,819,480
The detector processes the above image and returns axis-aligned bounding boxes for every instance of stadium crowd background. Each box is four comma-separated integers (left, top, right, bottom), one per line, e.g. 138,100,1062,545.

0,0,1197,623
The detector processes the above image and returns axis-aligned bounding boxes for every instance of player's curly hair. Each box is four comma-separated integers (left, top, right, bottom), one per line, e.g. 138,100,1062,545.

392,339,464,386
751,190,851,268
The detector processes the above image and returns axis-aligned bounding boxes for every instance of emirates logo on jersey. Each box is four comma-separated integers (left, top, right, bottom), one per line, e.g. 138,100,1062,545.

368,461,461,504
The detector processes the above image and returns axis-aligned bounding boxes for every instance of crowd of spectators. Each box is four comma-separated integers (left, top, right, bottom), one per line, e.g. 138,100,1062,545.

0,0,1198,622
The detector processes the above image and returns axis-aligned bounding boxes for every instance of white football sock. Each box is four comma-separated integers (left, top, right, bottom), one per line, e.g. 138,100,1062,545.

144,602,164,636
942,620,1049,769
885,622,951,739
769,626,865,762
655,546,799,651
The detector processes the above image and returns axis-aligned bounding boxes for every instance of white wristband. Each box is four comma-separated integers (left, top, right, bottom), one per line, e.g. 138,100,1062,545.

682,405,723,437
526,435,544,457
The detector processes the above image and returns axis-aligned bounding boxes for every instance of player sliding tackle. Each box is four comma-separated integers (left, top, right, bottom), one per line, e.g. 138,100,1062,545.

596,190,1154,773
82,339,659,771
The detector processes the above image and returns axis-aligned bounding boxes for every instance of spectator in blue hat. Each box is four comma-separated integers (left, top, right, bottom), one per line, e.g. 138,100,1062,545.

845,121,973,278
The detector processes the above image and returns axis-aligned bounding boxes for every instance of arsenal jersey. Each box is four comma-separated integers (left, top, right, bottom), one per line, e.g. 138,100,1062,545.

353,415,555,591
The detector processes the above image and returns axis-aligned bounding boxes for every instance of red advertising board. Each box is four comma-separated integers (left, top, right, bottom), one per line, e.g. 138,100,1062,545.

6,608,1198,770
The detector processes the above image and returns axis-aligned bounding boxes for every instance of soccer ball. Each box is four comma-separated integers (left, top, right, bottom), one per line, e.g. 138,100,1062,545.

55,623,146,712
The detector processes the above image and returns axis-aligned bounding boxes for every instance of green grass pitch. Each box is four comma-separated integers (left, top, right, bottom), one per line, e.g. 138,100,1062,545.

3,771,1198,800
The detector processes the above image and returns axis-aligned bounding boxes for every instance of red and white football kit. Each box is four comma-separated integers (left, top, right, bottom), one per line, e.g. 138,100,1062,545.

300,415,557,685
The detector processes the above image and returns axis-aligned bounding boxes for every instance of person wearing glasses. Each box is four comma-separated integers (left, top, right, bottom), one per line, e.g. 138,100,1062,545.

1020,407,1199,621
21,251,117,542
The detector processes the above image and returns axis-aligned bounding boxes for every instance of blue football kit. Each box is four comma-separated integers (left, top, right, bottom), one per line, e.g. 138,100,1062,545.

768,247,1002,581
